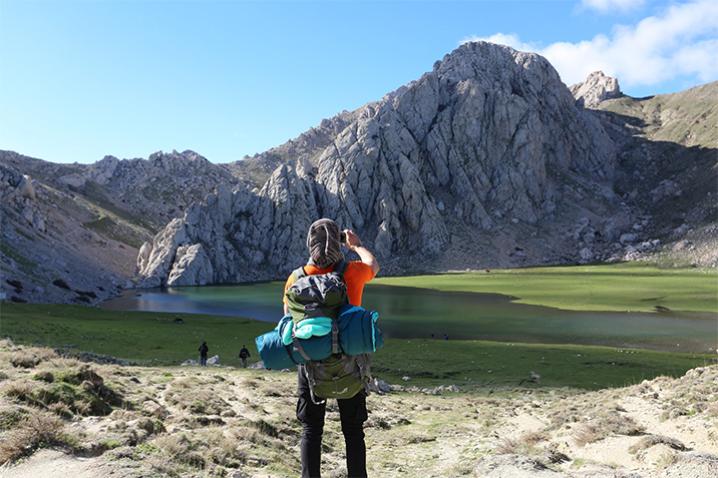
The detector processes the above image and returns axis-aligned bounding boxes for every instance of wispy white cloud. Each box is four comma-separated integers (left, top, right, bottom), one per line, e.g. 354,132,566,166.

581,0,645,13
462,0,718,87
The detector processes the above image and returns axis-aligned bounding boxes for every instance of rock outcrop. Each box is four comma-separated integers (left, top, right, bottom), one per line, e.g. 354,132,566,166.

138,42,621,287
570,71,622,108
0,149,243,303
0,149,240,231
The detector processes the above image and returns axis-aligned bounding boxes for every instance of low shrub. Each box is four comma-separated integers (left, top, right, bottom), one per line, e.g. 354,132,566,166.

33,371,55,383
11,351,40,368
0,412,74,464
0,405,30,430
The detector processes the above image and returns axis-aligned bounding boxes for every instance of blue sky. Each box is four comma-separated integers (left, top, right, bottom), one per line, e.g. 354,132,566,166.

1,0,716,164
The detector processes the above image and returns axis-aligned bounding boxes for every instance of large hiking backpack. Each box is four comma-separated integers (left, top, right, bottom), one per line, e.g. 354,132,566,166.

285,260,371,404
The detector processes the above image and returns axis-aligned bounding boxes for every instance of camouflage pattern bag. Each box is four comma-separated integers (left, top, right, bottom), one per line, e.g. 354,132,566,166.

302,353,371,402
285,261,371,403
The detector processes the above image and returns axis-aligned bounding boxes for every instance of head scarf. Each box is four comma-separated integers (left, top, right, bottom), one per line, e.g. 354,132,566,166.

306,218,344,268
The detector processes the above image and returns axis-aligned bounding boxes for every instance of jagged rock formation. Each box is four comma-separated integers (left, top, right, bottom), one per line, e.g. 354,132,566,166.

0,149,240,230
0,150,240,303
138,42,624,287
570,71,622,108
227,111,360,187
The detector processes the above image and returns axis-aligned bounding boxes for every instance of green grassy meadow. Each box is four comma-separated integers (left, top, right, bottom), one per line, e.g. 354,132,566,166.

374,263,718,313
2,300,714,391
0,304,268,368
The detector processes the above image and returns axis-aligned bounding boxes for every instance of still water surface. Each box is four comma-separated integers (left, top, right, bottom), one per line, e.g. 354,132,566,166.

102,282,718,353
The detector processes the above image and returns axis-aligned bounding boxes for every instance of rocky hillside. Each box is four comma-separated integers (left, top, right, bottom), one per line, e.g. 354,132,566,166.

589,81,718,267
226,110,360,188
138,42,634,287
3,43,716,296
1,340,716,477
0,150,240,303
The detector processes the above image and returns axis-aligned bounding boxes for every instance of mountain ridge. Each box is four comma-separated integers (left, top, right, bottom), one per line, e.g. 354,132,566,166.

1,42,716,301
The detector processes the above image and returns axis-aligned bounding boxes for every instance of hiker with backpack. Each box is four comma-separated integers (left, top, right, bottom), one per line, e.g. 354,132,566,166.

283,218,380,478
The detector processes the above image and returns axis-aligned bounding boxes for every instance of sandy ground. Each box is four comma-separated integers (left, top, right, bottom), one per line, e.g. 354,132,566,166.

0,342,716,478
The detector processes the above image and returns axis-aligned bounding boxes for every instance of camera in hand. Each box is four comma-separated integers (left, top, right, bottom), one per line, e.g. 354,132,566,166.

340,231,347,243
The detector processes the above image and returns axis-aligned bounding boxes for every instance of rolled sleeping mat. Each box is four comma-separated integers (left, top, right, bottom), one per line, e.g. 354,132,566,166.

337,305,384,356
255,306,384,370
255,316,332,370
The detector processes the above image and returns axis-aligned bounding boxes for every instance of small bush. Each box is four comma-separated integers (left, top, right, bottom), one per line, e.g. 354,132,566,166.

34,371,55,383
47,402,74,419
573,424,601,447
249,419,279,438
0,413,72,464
3,380,35,402
628,435,687,454
11,352,41,368
0,406,30,430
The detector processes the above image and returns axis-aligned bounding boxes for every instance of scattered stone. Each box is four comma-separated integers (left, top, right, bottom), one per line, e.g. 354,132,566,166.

620,233,637,244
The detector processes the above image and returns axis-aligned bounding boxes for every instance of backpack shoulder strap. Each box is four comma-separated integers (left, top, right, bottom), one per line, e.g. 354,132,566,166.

333,260,348,278
292,266,307,280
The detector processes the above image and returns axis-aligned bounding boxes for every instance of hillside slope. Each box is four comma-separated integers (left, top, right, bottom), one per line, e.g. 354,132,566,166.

0,340,716,477
0,150,240,303
592,82,718,267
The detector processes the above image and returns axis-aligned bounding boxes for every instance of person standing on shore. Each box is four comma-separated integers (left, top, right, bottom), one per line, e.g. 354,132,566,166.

239,345,251,368
198,340,209,366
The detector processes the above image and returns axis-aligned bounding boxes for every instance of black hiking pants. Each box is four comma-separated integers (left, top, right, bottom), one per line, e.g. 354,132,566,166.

297,367,368,478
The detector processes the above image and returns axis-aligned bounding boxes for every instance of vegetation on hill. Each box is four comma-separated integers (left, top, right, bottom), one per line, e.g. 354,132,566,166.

374,263,718,314
2,303,714,390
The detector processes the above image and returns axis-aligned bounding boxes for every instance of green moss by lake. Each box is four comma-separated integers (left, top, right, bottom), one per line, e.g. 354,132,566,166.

1,302,714,391
374,263,718,313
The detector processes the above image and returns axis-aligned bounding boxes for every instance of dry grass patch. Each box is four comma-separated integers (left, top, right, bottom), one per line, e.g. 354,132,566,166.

165,377,230,415
0,412,75,464
3,366,126,417
496,431,549,455
9,347,58,369
628,434,688,454
572,408,645,446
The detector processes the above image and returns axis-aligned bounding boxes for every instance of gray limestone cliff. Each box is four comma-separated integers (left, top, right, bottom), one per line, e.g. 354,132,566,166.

137,42,621,287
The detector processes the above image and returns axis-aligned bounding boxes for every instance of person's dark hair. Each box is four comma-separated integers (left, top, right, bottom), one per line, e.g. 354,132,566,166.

306,218,344,268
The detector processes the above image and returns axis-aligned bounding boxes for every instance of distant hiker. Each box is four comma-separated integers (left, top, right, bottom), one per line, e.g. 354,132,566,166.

198,341,209,366
284,218,380,478
239,345,251,368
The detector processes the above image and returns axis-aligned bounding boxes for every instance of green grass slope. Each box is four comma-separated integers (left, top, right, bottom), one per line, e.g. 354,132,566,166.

1,303,713,390
600,81,718,148
373,263,718,313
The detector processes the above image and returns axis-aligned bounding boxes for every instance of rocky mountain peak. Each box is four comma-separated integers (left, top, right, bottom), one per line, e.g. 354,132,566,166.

137,42,623,287
570,71,622,108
